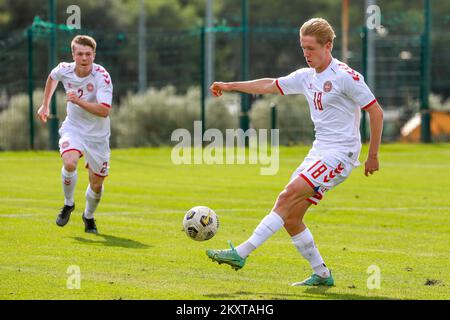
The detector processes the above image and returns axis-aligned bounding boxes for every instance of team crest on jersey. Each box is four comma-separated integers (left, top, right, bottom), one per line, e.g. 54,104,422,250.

87,83,94,92
323,81,332,92
61,141,70,149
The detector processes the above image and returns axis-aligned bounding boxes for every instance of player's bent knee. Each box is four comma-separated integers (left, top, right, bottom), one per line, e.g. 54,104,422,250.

276,188,294,207
89,176,104,193
90,182,103,193
274,188,299,216
279,183,309,204
63,161,78,172
284,215,299,228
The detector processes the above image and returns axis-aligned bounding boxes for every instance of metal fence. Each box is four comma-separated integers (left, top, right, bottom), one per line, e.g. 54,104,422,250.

0,6,448,150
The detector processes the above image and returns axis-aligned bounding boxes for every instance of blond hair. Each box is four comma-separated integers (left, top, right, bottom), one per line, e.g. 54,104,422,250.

71,35,97,52
300,18,336,46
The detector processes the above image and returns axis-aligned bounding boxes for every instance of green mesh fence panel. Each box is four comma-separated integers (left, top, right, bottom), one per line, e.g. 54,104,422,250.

0,5,448,150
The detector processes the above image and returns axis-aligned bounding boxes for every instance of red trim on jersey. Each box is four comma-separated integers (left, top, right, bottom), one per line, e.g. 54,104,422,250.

312,192,323,200
101,103,112,108
84,163,108,178
61,149,83,158
49,75,55,80
85,163,108,177
306,198,317,205
299,173,316,190
362,99,377,110
94,173,108,178
275,79,284,95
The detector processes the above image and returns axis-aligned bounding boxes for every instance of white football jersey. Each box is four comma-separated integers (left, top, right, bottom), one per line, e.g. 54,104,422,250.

276,58,376,164
50,62,113,141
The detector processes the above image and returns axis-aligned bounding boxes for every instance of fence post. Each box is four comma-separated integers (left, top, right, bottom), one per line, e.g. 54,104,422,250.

271,103,277,130
420,0,432,143
361,26,368,143
240,0,250,139
200,25,206,140
27,28,35,150
48,0,59,150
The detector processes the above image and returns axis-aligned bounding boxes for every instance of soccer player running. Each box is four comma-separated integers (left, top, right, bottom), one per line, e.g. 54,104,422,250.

206,18,383,286
37,35,113,234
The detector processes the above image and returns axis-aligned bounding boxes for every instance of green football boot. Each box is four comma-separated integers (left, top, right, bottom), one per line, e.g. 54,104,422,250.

206,240,246,271
291,272,335,287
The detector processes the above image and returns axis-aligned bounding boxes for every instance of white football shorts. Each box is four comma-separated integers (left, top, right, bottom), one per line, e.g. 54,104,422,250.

58,130,110,177
290,147,357,205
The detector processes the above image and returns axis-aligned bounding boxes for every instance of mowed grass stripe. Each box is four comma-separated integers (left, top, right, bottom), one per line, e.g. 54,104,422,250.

0,144,449,299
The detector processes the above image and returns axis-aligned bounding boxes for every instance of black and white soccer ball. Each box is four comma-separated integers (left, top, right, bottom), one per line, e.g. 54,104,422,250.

183,206,219,241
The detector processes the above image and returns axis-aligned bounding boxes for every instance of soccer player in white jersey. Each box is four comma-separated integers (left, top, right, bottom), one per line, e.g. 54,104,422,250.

206,18,384,286
37,35,113,234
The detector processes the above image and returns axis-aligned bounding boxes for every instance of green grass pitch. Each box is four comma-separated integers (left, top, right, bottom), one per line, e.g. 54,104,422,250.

0,144,448,300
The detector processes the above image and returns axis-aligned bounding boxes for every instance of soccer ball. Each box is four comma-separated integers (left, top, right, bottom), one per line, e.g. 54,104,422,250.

183,206,219,241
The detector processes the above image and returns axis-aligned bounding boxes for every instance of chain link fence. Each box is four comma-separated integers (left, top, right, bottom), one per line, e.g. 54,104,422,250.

1,5,448,150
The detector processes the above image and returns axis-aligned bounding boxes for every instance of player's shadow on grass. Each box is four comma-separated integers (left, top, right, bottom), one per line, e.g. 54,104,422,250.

301,286,396,300
204,288,396,300
71,234,151,249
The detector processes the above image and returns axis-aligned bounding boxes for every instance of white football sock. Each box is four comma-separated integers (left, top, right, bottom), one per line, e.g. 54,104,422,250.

62,167,77,206
84,185,103,219
235,241,256,259
291,228,330,278
236,211,284,258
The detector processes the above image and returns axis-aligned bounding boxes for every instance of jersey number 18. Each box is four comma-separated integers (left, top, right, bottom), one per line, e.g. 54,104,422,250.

313,92,323,111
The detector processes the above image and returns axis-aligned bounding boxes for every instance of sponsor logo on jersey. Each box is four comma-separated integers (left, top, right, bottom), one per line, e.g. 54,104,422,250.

87,83,94,92
323,81,333,92
61,141,70,149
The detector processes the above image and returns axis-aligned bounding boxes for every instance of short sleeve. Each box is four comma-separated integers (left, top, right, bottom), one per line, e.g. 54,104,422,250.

276,68,309,95
96,72,113,108
49,63,63,81
342,71,377,110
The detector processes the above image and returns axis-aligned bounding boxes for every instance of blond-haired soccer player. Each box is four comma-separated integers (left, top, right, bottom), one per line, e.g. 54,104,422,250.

37,35,113,234
206,18,383,286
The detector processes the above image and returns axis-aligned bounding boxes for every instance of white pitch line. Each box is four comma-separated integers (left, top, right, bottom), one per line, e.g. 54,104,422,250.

0,214,41,218
1,206,449,219
0,208,260,218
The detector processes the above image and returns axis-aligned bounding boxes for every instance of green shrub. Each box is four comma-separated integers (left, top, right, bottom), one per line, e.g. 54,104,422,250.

0,86,316,150
0,91,67,150
250,94,314,145
112,86,238,147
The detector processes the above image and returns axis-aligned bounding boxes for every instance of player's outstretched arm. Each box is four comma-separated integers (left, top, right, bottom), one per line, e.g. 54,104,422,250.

364,102,384,177
210,78,280,97
37,76,59,123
